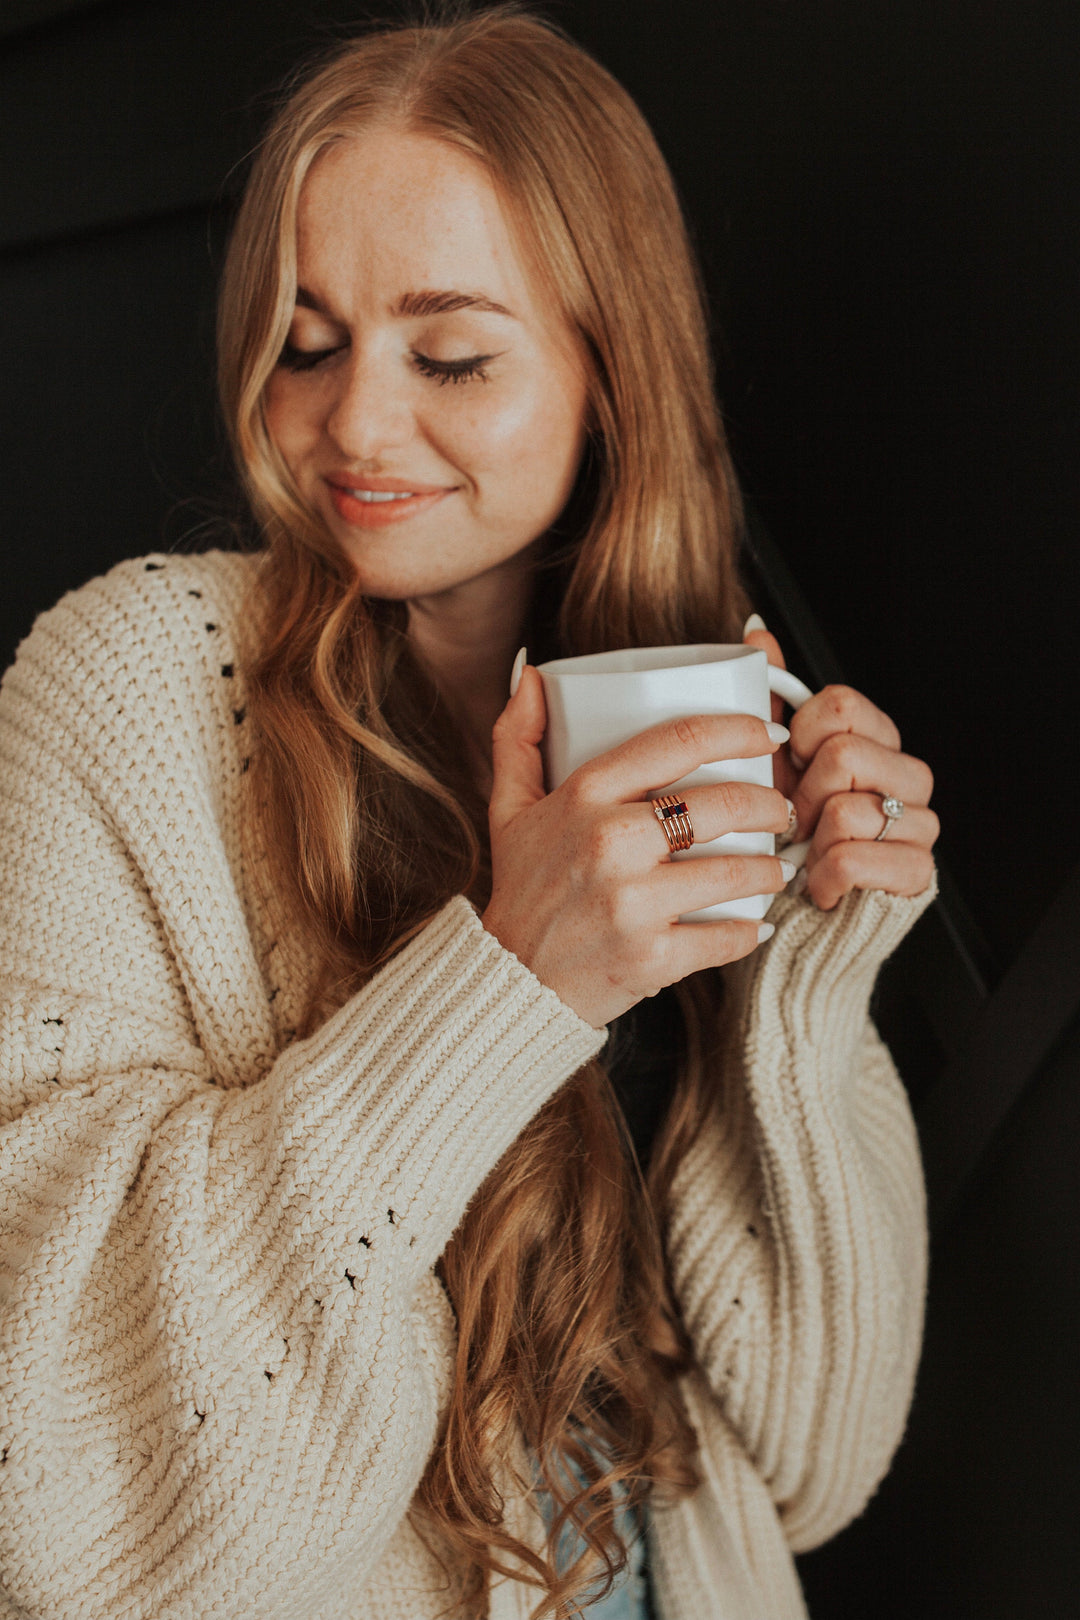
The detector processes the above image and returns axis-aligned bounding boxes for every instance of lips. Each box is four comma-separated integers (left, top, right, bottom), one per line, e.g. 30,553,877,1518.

325,474,456,529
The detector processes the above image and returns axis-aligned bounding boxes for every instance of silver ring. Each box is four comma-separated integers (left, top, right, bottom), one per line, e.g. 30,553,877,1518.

875,795,905,840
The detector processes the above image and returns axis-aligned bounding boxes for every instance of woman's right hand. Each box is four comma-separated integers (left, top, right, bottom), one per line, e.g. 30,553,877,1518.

481,663,795,1028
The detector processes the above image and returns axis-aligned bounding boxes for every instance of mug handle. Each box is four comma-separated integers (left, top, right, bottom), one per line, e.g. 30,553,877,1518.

768,666,815,711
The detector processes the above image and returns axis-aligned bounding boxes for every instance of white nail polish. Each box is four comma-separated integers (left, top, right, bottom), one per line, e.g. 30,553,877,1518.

756,922,776,944
509,646,527,698
779,858,797,882
743,612,767,638
765,721,790,745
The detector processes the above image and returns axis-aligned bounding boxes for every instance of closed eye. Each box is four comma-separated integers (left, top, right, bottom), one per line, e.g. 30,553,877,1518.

277,341,344,372
412,351,501,385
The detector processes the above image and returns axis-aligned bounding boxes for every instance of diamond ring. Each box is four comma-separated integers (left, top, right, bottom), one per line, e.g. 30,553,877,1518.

874,795,905,841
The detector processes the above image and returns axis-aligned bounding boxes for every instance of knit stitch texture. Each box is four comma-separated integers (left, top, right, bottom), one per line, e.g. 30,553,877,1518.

0,552,934,1620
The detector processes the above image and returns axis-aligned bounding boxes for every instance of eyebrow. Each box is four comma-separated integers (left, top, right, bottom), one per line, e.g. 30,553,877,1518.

395,289,516,319
294,286,516,319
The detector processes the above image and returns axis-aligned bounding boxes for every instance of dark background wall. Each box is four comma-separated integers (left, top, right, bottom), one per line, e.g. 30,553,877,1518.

3,2,1078,1614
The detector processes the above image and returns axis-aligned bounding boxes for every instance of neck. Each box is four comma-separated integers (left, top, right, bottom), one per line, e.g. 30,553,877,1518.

406,549,537,784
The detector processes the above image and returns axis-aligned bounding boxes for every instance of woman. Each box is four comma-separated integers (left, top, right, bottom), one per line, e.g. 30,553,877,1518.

0,8,938,1619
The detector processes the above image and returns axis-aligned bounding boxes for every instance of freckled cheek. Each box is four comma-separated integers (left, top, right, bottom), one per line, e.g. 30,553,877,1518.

429,379,584,499
263,380,322,475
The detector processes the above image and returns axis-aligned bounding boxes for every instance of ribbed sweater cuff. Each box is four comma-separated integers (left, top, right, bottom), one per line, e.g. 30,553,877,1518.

263,895,607,1269
744,872,938,1059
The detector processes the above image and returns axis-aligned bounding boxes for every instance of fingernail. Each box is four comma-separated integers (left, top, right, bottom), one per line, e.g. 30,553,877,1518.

790,748,807,772
779,858,797,882
743,612,767,637
756,922,776,944
790,868,809,897
785,798,798,835
765,721,790,745
509,646,527,698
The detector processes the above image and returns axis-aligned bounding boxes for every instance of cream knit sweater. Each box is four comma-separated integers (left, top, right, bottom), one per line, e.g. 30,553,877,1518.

0,552,933,1620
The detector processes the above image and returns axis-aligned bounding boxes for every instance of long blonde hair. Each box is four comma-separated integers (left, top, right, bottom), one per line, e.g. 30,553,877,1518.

218,7,749,1613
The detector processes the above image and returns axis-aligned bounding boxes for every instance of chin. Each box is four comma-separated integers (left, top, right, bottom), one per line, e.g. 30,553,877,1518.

340,558,459,601
338,541,519,602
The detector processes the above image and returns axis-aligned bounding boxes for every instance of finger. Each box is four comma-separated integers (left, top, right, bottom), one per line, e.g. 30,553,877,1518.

793,732,934,838
489,663,547,833
570,712,788,806
743,613,787,723
806,840,936,912
655,780,792,848
640,851,793,917
588,783,792,869
808,793,940,857
789,683,902,769
653,915,774,986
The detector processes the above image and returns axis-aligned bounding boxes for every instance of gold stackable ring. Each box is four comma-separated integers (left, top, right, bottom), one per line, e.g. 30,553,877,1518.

651,794,695,854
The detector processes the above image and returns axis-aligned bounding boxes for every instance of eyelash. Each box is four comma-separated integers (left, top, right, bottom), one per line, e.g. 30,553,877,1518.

412,351,494,386
277,342,494,385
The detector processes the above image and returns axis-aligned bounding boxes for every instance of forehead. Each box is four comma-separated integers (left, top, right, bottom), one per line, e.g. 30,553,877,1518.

295,126,535,309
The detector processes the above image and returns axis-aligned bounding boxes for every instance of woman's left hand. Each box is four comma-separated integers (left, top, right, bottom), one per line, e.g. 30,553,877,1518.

744,618,939,911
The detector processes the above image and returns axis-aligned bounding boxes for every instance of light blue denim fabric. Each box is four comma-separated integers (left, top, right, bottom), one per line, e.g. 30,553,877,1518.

537,1476,653,1619
581,1509,650,1618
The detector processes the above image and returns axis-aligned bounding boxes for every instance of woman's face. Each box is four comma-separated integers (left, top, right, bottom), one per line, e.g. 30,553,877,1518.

264,126,590,600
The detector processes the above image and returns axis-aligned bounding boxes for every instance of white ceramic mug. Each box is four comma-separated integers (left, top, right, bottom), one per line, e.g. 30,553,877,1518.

536,643,814,923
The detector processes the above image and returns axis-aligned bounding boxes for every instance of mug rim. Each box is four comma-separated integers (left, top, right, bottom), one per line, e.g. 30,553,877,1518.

537,642,762,679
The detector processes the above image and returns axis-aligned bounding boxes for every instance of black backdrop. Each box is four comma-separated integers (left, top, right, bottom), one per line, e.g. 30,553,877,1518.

3,2,1079,1615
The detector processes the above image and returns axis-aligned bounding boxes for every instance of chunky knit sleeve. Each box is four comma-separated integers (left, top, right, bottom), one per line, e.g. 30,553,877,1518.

0,556,605,1620
666,878,935,1553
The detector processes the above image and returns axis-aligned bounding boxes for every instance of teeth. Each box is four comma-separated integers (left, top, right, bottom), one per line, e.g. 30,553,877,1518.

347,489,415,502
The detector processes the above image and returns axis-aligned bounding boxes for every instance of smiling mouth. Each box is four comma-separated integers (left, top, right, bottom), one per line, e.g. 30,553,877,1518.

343,488,417,503
326,478,453,528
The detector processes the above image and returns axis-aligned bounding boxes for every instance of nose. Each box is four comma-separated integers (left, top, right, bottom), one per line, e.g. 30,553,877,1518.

324,347,415,462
